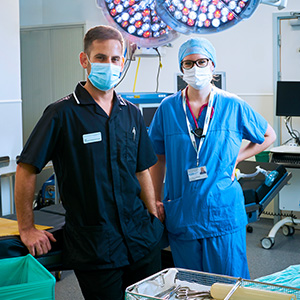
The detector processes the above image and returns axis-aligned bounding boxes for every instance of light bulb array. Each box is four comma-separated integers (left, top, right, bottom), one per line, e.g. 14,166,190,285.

98,0,260,46
156,0,260,33
97,0,179,47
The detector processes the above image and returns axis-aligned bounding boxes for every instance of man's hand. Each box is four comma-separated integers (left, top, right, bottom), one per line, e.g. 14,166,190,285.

156,201,165,223
20,228,56,256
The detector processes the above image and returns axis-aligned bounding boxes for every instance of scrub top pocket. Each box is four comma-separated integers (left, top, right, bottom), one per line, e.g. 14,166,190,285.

133,212,164,247
163,196,185,236
63,222,112,266
125,131,138,164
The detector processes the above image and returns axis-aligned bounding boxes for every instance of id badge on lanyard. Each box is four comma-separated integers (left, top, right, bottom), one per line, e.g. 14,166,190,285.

182,87,215,182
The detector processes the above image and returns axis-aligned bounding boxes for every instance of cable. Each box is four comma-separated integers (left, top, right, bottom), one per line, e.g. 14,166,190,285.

115,44,136,89
282,137,293,145
284,117,300,145
289,118,300,142
262,210,297,219
115,58,131,88
133,57,141,93
153,47,162,93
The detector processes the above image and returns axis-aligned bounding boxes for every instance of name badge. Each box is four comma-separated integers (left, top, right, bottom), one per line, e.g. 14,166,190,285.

83,132,102,144
187,166,208,182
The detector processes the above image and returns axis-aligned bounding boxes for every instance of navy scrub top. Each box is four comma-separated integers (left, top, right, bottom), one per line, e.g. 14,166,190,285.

18,82,163,270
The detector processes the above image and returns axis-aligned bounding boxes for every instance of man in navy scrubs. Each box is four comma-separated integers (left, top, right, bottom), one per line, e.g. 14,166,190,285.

15,25,164,300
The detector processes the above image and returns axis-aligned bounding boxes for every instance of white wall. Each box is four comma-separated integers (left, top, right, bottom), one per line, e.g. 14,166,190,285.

0,0,22,101
0,0,22,159
0,0,22,215
20,0,103,29
19,0,300,129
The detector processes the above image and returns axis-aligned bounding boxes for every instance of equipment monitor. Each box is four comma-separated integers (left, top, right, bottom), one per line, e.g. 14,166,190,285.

276,81,300,117
119,92,172,128
139,103,160,128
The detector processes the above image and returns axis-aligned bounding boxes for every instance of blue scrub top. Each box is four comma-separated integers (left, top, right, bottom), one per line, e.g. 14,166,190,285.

18,82,163,270
149,87,268,240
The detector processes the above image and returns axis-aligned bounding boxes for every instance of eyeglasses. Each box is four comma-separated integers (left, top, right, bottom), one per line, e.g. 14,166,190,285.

181,58,210,70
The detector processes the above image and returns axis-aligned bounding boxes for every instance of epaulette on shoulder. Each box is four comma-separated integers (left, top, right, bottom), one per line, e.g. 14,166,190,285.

56,94,72,104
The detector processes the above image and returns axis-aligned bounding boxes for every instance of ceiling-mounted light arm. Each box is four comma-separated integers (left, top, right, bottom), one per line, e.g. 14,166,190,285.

289,12,300,27
260,0,288,10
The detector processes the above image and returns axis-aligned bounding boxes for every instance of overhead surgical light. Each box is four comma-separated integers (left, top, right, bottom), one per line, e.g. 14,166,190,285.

155,0,261,34
97,0,288,44
96,0,179,47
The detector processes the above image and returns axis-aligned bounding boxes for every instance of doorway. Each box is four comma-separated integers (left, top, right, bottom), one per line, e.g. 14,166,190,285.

20,24,85,143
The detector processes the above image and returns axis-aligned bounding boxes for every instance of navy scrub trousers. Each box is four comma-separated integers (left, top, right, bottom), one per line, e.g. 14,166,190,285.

74,242,161,300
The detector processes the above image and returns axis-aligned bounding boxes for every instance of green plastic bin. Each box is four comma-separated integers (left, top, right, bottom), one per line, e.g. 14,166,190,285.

255,151,270,163
0,254,55,300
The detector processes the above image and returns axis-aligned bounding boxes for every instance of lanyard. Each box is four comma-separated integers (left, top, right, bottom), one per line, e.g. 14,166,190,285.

185,88,214,130
182,87,215,166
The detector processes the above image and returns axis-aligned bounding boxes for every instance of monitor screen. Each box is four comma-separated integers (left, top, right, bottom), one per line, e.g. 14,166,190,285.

276,81,300,117
139,103,160,127
119,92,172,128
176,71,226,91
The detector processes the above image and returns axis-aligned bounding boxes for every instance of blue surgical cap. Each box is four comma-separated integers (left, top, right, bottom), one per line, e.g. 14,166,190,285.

178,38,217,71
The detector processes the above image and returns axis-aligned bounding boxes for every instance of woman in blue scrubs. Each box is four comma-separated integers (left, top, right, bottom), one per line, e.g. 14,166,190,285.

148,38,276,279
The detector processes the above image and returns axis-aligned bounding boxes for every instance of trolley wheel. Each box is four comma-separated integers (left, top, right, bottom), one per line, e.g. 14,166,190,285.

261,237,275,250
55,271,62,281
246,225,253,233
282,225,295,236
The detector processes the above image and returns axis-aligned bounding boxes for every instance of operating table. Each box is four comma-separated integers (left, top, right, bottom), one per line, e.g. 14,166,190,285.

0,205,66,279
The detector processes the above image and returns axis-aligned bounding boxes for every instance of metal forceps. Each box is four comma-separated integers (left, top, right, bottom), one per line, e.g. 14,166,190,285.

175,286,212,299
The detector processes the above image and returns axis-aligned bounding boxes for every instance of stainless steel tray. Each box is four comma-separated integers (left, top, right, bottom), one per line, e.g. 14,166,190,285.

125,268,300,300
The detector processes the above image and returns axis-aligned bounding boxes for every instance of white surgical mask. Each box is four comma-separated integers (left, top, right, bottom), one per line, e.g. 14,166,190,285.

182,65,213,90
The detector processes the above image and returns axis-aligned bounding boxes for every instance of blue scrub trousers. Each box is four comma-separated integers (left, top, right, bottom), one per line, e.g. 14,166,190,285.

168,228,250,279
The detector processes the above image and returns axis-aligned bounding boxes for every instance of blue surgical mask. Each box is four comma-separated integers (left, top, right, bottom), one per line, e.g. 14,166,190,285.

87,57,121,91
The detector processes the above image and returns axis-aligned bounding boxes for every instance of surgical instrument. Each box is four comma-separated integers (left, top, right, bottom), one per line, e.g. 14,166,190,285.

175,286,212,299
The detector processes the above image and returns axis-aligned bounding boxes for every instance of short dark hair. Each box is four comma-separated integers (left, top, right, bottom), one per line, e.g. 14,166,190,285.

83,25,124,55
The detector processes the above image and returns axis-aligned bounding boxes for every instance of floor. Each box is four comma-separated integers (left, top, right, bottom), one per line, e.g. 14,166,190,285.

54,218,300,299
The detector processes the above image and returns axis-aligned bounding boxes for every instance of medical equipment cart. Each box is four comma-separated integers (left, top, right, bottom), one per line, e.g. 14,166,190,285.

259,146,300,249
236,160,293,249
